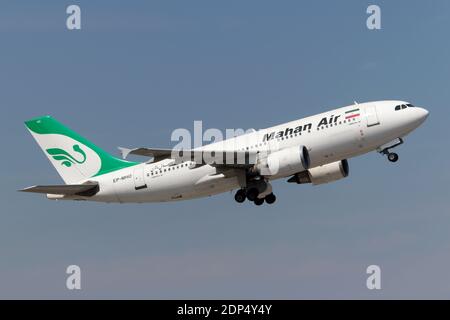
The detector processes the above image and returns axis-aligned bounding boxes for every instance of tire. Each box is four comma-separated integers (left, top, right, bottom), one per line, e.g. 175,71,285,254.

254,198,264,206
388,153,399,162
246,188,259,201
265,193,276,204
234,190,246,203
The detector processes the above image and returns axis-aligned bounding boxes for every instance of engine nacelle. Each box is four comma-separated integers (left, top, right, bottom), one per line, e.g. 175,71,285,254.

254,145,310,176
288,159,349,185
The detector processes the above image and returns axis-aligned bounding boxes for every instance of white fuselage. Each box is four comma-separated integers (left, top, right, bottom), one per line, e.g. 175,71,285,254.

67,100,428,203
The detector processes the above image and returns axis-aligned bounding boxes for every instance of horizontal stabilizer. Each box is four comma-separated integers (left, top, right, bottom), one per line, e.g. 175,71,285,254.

19,182,99,196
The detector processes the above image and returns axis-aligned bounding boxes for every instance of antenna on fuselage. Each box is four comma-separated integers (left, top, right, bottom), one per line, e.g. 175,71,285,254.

354,101,359,105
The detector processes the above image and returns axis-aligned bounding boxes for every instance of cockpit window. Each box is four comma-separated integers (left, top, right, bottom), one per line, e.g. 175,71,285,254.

395,103,413,111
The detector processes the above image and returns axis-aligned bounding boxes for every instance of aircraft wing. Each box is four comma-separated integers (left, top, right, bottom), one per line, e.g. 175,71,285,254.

118,147,258,168
19,182,99,196
118,147,178,162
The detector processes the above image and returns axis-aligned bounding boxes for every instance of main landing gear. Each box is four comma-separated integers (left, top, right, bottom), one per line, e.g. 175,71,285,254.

379,138,403,163
234,189,246,203
234,188,277,205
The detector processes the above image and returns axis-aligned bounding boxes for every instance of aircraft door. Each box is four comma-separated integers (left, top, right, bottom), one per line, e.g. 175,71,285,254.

365,104,380,127
133,166,147,190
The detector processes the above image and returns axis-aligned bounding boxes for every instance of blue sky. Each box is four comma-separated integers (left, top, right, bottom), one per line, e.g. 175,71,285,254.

0,0,449,298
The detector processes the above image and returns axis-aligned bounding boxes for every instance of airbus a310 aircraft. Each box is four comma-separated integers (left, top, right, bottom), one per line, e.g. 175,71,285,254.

21,100,428,205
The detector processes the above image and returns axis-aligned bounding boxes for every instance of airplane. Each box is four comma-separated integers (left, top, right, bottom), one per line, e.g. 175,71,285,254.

20,100,429,205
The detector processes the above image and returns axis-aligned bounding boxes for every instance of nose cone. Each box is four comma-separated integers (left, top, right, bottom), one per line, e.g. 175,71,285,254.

419,107,429,119
417,107,429,122
410,107,429,128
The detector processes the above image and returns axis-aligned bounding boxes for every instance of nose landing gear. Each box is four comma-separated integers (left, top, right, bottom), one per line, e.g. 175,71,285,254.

378,138,403,163
387,152,399,163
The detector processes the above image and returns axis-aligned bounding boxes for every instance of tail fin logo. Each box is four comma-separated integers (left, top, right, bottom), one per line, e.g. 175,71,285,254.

46,144,87,167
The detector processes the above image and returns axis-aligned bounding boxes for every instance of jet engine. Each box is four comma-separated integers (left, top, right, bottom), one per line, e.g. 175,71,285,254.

254,145,310,176
288,159,349,185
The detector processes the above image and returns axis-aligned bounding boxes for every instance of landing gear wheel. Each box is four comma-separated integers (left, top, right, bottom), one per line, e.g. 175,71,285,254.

265,193,276,204
234,189,246,203
254,198,264,206
379,138,403,163
246,188,259,201
387,152,399,163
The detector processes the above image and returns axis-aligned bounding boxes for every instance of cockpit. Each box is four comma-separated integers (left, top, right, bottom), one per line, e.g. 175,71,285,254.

395,103,415,111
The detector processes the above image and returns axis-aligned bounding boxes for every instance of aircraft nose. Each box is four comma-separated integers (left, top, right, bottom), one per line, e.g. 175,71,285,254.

411,107,429,127
417,107,429,121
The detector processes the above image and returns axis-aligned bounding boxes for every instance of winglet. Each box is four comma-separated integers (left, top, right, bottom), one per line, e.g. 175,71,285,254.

118,147,132,159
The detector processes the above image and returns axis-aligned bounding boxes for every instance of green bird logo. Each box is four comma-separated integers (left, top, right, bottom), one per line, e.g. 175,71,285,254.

46,144,87,167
